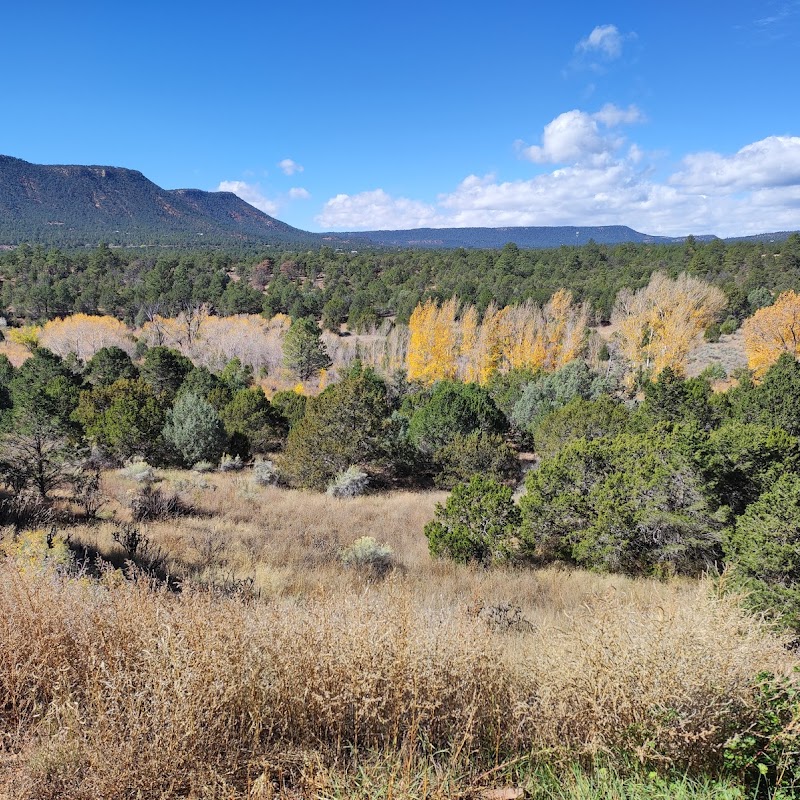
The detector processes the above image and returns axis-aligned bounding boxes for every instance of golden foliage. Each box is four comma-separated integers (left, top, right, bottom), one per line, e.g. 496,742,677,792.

7,324,42,351
743,290,800,377
39,314,133,361
407,292,589,384
611,272,727,377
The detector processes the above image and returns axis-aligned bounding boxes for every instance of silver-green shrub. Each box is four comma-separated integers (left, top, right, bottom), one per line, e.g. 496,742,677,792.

326,466,369,498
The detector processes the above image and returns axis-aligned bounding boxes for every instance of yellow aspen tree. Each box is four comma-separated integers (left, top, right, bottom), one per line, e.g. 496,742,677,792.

431,297,459,382
407,299,438,383
514,301,548,371
543,289,572,367
7,325,42,351
554,298,590,368
743,290,800,377
475,302,505,384
457,304,480,382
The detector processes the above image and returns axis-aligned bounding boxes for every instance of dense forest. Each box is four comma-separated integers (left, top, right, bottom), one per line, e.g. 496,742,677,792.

2,236,799,331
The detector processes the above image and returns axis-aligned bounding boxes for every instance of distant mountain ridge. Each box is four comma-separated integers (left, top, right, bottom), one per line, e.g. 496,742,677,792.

330,225,685,249
0,155,319,247
0,155,796,249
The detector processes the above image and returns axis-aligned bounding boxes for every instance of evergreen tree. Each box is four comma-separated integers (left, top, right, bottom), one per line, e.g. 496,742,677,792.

280,365,399,489
163,393,226,466
724,473,800,630
282,317,331,380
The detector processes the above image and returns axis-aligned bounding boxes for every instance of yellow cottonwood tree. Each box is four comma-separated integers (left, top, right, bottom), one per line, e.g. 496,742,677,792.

611,272,726,377
407,299,458,384
39,314,133,361
457,305,480,383
743,290,800,377
407,299,438,383
407,291,589,385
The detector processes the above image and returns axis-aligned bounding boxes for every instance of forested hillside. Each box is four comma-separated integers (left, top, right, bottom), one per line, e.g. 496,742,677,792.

0,155,321,247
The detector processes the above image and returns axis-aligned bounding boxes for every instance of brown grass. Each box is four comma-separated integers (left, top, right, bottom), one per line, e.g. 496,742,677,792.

1,471,797,798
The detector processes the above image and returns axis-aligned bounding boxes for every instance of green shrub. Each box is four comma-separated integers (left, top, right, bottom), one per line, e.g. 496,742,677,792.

75,378,167,464
521,431,720,576
406,380,507,457
424,475,521,566
724,473,800,630
432,431,519,489
722,670,800,793
281,365,400,490
270,389,307,431
533,395,630,461
511,360,612,434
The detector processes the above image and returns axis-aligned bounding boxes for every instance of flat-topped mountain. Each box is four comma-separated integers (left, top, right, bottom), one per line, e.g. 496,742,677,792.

330,225,684,249
0,155,319,247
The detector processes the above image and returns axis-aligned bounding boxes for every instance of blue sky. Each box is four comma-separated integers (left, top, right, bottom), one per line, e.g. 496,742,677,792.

2,0,799,236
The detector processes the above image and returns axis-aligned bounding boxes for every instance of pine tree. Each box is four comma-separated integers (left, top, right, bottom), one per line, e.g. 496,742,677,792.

282,317,332,380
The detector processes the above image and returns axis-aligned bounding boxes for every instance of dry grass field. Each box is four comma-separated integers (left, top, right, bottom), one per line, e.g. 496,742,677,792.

1,469,798,799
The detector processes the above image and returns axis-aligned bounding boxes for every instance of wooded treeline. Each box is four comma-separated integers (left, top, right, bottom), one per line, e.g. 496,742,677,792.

2,235,800,328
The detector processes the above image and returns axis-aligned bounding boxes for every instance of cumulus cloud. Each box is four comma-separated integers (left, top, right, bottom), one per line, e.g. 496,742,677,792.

576,24,625,59
278,158,303,176
288,187,311,200
518,104,643,165
315,132,800,238
670,136,800,192
316,189,439,231
216,180,279,216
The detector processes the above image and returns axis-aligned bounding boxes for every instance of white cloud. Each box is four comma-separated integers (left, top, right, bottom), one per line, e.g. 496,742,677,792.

278,158,303,176
593,103,644,127
519,110,607,164
315,132,800,238
216,180,279,216
316,189,439,230
288,187,311,200
518,104,643,165
576,24,624,59
670,136,800,192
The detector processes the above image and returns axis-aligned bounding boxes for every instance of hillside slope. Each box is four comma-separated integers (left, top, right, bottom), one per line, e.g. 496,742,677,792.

0,155,320,247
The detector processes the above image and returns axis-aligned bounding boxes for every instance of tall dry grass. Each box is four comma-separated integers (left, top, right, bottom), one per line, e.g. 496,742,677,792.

1,471,797,798
0,555,794,799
